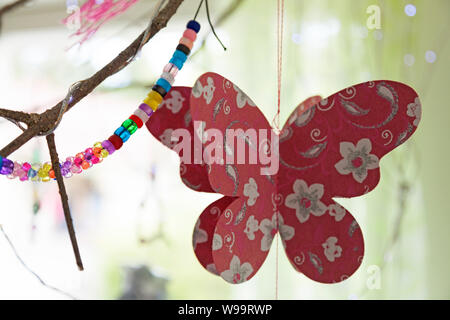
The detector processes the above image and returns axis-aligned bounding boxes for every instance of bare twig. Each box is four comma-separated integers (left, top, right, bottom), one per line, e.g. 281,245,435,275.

0,224,77,299
46,133,83,271
0,0,31,16
0,0,185,157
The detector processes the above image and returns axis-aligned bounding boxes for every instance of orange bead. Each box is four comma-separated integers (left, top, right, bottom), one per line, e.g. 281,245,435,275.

81,161,90,170
179,37,193,50
48,170,55,179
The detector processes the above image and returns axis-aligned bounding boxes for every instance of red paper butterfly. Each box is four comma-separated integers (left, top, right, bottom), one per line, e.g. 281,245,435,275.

147,72,421,284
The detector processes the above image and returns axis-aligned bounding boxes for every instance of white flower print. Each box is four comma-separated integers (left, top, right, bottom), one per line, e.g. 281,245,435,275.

220,255,254,284
277,213,295,247
259,213,295,251
159,129,178,149
192,77,215,104
192,219,207,250
407,97,421,127
212,233,223,251
334,138,379,183
233,84,256,108
243,178,259,206
244,215,259,240
284,180,327,223
329,203,346,222
161,90,185,114
206,263,219,275
322,236,342,262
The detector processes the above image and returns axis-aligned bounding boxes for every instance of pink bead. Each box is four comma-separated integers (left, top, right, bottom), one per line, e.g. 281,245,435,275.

183,29,197,41
22,162,31,171
71,164,82,174
91,156,100,164
169,66,178,77
163,63,174,73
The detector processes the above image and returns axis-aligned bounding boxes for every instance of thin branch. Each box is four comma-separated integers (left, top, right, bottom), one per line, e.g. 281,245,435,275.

0,0,185,157
0,0,31,16
46,133,83,271
0,224,77,299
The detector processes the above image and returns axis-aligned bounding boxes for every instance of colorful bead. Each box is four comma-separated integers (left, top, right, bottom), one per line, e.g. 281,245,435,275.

152,84,167,98
129,115,143,128
119,129,131,142
139,103,154,116
126,122,138,134
169,57,184,70
114,126,126,137
143,96,160,111
133,108,150,123
156,78,172,93
147,90,163,104
183,28,197,41
179,37,194,50
100,149,109,158
102,140,115,155
186,20,200,33
0,158,14,175
160,72,175,85
176,44,190,56
109,134,123,150
173,50,188,62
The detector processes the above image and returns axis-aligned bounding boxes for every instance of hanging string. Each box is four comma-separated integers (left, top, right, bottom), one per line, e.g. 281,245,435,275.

272,0,284,132
274,0,284,301
194,0,226,50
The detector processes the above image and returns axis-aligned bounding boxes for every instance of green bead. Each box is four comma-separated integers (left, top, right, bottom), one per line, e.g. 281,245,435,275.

122,118,133,129
127,122,138,134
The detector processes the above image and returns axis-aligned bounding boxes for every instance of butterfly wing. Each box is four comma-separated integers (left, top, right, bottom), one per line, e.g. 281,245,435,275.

190,72,278,283
193,196,236,276
146,87,214,192
278,81,420,283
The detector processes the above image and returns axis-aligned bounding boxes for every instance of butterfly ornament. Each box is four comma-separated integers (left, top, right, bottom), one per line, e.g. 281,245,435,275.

147,72,421,284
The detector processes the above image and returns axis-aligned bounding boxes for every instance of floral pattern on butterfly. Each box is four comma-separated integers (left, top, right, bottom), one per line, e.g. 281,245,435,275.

147,72,421,284
334,138,380,183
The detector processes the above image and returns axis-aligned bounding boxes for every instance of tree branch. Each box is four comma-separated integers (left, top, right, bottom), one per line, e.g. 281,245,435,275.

0,0,31,16
0,0,185,157
46,133,83,271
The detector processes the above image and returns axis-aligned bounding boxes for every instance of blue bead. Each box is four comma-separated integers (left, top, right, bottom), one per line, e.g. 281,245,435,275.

187,20,200,33
114,126,126,137
156,78,172,92
119,129,131,142
169,57,184,70
27,168,37,178
173,50,187,62
0,156,3,170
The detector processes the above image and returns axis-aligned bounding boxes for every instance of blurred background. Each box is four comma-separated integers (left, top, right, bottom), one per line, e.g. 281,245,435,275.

0,0,448,299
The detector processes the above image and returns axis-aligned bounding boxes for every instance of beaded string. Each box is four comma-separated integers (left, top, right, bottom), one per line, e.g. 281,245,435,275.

0,20,201,182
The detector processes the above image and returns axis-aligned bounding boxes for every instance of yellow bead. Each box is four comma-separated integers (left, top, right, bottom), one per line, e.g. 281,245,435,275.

41,176,50,182
100,149,109,158
43,162,52,171
38,168,47,178
143,97,160,111
147,90,163,104
94,141,102,148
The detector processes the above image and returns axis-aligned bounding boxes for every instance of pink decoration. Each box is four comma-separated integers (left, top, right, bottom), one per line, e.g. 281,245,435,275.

63,0,140,46
147,72,421,284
